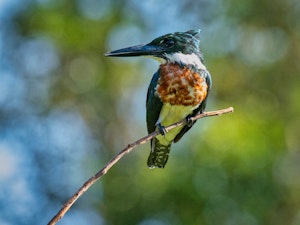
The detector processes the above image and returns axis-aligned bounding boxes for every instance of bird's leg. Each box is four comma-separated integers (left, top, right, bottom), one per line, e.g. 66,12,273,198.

157,123,167,136
186,115,194,127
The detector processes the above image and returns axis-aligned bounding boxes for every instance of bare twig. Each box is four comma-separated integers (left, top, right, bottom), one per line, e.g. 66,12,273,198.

47,107,233,225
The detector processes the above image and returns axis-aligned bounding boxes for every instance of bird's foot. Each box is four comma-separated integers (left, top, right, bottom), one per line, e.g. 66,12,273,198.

157,123,167,136
186,115,194,127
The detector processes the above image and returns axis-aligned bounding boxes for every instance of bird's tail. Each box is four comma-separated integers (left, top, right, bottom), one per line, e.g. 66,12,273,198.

147,138,171,168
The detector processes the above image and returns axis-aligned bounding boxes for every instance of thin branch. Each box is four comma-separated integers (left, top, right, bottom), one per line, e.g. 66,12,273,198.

47,107,234,225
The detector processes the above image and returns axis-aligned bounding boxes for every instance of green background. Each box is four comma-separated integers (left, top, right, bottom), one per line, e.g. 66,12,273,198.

0,0,299,224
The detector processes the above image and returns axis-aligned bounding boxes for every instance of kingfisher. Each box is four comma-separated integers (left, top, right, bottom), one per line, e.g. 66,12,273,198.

105,30,212,168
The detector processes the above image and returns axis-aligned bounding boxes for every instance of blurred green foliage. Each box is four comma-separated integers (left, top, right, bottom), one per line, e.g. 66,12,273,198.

1,0,300,224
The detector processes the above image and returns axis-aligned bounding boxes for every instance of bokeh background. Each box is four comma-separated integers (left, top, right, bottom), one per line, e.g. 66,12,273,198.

0,0,300,224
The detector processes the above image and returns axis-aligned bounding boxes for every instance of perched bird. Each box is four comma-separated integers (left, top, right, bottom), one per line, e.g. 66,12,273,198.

105,30,212,168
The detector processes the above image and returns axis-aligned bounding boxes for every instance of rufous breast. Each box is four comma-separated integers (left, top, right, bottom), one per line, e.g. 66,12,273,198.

156,63,208,106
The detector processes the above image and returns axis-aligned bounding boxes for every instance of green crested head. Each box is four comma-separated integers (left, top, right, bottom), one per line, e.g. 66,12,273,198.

148,29,202,57
105,29,205,69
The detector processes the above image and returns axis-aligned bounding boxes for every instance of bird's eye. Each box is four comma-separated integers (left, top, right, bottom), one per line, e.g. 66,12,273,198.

162,38,175,47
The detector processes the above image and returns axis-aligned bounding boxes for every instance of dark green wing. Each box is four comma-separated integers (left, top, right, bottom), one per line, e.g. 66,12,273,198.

174,70,212,143
146,71,163,134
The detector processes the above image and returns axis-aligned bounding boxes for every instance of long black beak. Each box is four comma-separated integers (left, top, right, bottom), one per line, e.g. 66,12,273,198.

105,44,163,57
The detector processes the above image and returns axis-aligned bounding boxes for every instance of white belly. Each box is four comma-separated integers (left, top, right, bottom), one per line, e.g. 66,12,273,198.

156,103,196,145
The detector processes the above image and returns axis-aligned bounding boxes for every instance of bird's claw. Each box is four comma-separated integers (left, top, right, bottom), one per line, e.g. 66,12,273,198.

186,115,193,127
157,123,167,136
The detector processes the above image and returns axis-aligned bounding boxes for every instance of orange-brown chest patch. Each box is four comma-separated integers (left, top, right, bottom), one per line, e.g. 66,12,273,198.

156,63,208,106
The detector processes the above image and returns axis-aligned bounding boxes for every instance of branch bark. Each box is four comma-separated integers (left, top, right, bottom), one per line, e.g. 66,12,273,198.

47,107,234,225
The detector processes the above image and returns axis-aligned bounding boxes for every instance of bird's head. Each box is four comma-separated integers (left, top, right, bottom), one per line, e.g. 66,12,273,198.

105,29,206,70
